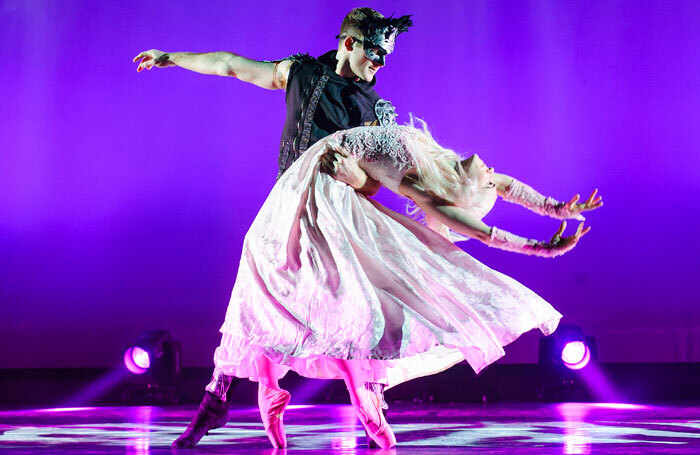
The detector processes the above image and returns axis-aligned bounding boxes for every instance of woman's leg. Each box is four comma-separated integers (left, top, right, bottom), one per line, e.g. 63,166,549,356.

254,355,291,449
254,354,282,390
334,359,396,449
333,358,365,405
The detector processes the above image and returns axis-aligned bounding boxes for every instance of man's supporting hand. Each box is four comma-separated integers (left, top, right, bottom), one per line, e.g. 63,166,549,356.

320,145,381,197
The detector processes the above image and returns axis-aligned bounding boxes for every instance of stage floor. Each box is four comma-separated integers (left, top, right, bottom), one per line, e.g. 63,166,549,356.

1,402,699,454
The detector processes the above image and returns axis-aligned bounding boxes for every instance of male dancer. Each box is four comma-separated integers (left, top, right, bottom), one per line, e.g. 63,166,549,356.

133,7,412,448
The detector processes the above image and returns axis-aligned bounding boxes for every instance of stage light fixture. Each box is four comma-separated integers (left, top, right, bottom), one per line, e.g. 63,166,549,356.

561,341,591,370
123,346,150,374
538,324,598,401
122,330,181,403
539,325,597,371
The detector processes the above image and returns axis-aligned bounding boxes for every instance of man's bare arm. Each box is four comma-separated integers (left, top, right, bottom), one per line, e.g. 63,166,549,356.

133,49,293,90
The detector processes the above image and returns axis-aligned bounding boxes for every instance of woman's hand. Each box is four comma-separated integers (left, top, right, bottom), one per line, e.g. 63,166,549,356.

561,189,603,220
545,220,591,256
133,49,174,72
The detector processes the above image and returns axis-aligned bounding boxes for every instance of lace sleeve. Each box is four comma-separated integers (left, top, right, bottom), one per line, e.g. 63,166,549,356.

504,179,585,221
340,125,414,171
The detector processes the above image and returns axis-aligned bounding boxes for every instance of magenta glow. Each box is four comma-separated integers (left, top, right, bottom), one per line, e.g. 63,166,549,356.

123,347,150,374
562,341,591,370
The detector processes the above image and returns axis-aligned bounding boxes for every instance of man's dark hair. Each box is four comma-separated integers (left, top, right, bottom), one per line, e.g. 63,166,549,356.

339,7,385,39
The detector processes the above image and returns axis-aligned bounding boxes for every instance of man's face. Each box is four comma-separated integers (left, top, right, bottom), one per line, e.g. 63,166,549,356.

348,39,385,82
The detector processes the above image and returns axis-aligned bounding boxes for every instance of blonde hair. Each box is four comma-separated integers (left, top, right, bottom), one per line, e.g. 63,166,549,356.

405,117,478,241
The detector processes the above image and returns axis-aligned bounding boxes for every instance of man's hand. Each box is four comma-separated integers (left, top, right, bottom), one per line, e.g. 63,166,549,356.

320,145,365,188
320,144,380,196
133,49,174,72
561,189,604,220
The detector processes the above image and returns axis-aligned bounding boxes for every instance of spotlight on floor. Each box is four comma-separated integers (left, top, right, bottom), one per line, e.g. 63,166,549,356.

538,325,597,401
122,330,181,403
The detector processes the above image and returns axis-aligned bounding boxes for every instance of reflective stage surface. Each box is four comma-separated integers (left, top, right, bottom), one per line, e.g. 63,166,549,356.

1,402,700,454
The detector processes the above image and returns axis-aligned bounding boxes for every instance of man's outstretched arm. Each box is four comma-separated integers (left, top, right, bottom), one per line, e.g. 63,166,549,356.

133,49,293,90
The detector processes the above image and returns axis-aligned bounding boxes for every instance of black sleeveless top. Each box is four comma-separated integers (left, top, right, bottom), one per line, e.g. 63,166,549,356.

277,50,397,178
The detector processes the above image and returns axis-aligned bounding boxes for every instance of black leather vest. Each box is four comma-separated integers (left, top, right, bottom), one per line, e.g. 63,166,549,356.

277,51,397,178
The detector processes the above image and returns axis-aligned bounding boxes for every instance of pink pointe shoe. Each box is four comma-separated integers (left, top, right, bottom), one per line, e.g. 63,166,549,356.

354,387,396,449
258,384,292,448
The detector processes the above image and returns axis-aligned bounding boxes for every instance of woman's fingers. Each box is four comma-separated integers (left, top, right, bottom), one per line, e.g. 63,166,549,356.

557,220,567,236
551,221,566,244
586,189,598,204
574,222,591,240
587,190,603,207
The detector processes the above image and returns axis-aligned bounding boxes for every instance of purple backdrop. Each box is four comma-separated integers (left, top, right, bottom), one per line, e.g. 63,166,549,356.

2,1,699,368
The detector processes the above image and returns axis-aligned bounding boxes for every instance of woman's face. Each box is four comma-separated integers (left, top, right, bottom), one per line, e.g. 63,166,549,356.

462,154,494,188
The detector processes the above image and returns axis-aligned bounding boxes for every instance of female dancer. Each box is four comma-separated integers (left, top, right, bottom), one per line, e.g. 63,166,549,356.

214,123,601,448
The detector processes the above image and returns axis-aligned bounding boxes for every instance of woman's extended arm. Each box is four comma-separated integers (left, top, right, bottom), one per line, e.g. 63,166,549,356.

491,172,602,220
399,174,589,257
133,49,293,90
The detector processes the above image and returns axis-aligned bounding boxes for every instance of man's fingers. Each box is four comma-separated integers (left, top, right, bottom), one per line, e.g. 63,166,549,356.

133,53,144,62
321,154,337,167
575,222,584,236
569,194,580,205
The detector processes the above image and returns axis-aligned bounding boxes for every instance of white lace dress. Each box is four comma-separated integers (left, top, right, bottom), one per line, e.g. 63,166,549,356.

213,125,561,387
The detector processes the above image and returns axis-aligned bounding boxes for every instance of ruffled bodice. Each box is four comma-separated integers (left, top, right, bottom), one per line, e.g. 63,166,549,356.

330,125,498,222
328,125,418,193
